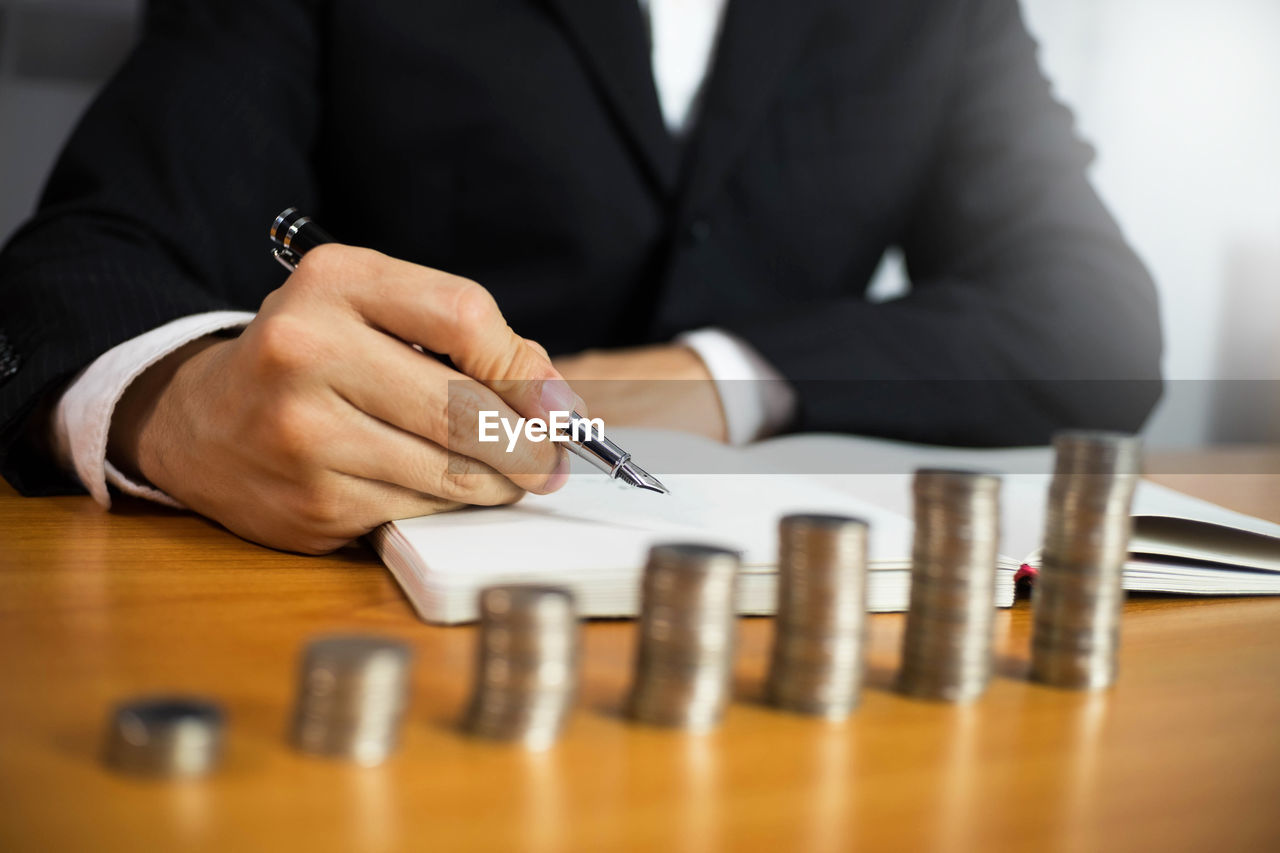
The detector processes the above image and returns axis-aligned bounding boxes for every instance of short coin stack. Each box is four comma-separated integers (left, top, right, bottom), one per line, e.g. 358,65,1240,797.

1031,431,1142,689
103,696,225,778
290,634,412,765
765,514,869,719
462,585,580,749
626,543,741,730
898,469,1002,702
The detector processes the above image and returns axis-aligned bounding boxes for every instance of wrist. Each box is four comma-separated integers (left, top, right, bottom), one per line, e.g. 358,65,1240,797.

554,344,713,381
665,344,716,381
107,336,227,486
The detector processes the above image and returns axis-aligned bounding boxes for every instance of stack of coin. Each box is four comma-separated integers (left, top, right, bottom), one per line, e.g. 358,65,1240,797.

625,543,741,730
290,634,412,766
462,585,580,749
1031,431,1142,689
764,514,869,720
898,469,1002,703
103,696,225,778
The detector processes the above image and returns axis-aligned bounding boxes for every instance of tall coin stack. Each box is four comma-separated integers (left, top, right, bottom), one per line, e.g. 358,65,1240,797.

462,585,580,750
626,543,741,730
765,514,869,720
290,634,412,766
898,470,1002,703
1031,431,1141,689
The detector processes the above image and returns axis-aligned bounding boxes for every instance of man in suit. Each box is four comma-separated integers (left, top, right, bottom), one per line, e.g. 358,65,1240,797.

0,0,1162,553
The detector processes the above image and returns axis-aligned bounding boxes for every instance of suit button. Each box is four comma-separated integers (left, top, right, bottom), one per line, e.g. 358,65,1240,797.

685,219,712,244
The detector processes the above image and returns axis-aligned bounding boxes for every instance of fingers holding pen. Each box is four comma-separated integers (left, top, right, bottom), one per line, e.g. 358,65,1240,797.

321,409,527,508
305,246,586,420
326,323,570,495
251,249,571,494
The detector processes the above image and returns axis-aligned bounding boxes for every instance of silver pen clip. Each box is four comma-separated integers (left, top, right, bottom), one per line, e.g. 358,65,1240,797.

272,247,301,272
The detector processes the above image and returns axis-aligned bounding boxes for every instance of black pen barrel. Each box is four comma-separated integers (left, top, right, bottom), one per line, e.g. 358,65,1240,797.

269,208,334,264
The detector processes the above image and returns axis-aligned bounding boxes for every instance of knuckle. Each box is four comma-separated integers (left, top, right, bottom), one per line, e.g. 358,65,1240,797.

437,453,512,505
490,488,522,507
446,280,534,381
248,313,314,378
524,338,551,361
292,242,344,282
443,384,485,450
258,287,285,315
488,341,528,384
474,338,526,387
289,244,382,300
414,498,468,517
436,455,481,501
260,398,322,465
293,480,346,529
450,280,500,339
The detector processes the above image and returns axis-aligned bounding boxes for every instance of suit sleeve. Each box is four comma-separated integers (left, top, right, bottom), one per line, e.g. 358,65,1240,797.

721,0,1163,446
0,0,323,494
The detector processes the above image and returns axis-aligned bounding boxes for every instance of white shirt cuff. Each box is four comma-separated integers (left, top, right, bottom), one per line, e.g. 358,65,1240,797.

677,327,797,445
53,311,256,508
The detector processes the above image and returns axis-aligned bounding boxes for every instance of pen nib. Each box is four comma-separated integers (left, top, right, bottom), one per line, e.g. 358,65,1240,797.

616,462,669,495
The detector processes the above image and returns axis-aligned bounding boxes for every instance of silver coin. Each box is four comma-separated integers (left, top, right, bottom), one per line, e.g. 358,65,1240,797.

103,696,224,778
1031,432,1140,690
626,543,740,731
1032,602,1125,637
1029,651,1118,690
897,470,1000,703
463,585,579,749
289,634,412,765
765,515,870,720
771,635,865,667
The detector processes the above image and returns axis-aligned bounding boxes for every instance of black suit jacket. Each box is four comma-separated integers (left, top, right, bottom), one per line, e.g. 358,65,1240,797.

0,0,1162,495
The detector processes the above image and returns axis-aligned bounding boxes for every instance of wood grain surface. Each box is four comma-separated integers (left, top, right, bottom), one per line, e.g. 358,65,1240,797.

1,449,1278,852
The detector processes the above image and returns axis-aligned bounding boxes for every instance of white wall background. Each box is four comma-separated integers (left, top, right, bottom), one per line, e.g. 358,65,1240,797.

0,0,141,238
872,0,1280,445
1021,0,1280,444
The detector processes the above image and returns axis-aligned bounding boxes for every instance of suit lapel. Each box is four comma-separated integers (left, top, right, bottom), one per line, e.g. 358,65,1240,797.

676,0,827,221
542,0,681,195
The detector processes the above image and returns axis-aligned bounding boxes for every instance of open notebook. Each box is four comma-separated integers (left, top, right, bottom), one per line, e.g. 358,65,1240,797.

370,430,1280,624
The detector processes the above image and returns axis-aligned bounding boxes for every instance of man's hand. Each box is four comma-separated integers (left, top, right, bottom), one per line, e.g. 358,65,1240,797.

108,245,580,554
552,344,728,442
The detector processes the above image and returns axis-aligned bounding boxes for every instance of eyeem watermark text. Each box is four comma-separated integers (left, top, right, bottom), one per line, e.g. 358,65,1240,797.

478,411,605,452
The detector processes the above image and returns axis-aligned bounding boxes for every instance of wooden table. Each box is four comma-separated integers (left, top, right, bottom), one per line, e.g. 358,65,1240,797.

2,449,1279,852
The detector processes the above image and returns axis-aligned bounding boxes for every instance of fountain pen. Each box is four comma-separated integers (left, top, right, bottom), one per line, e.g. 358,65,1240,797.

269,208,669,495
